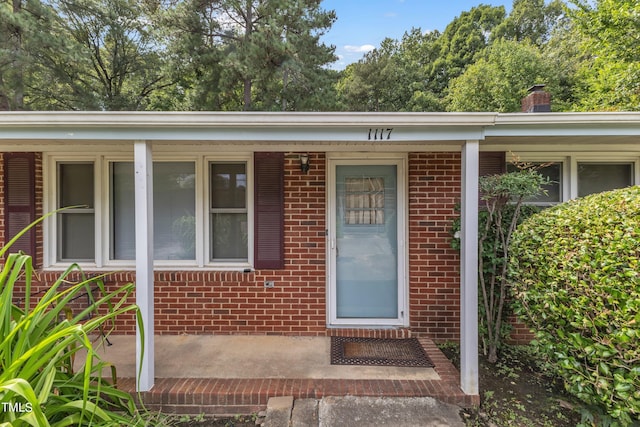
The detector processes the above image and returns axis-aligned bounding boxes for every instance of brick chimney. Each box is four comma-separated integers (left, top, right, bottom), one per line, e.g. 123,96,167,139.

521,84,551,113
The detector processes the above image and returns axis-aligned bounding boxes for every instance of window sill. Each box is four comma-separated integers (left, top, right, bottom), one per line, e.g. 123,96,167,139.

42,263,254,273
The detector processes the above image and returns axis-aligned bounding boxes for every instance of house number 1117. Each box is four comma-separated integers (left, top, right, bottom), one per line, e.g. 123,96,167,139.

368,128,393,140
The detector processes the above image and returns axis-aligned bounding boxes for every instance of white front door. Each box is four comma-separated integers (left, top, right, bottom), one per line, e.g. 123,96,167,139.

328,157,407,326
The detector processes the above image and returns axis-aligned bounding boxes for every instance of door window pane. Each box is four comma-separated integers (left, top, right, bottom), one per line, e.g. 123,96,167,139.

210,163,248,261
111,162,196,260
57,163,94,261
344,177,385,224
578,163,633,197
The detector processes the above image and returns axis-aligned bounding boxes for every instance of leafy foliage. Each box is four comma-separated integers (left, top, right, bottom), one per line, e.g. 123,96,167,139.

447,39,560,112
0,216,146,426
509,186,640,425
2,0,638,111
164,0,337,111
427,4,506,96
475,168,547,363
452,165,547,363
568,0,640,111
491,0,565,46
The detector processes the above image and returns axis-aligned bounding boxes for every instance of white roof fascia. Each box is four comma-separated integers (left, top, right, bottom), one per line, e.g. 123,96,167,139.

0,112,495,143
490,112,640,137
3,111,640,144
0,111,497,127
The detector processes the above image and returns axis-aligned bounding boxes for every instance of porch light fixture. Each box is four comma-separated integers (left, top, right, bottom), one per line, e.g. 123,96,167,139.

300,153,310,174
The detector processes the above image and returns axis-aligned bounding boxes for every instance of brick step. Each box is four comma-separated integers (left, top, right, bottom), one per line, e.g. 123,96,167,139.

119,375,475,417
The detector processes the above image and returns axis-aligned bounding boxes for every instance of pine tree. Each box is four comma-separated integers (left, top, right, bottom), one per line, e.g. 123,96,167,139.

166,0,336,111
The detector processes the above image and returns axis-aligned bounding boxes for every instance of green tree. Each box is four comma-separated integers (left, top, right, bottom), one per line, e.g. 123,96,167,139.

0,0,56,110
569,0,640,110
477,168,547,364
336,29,444,112
166,0,336,111
541,17,584,111
427,4,506,96
335,38,401,111
446,39,559,112
492,0,565,46
31,0,171,110
0,0,172,110
394,28,443,111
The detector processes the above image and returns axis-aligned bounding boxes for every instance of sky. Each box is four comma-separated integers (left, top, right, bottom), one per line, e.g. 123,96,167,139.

321,0,512,70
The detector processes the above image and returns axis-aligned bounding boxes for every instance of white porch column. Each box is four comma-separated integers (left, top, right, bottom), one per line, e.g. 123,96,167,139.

134,140,155,391
460,140,479,395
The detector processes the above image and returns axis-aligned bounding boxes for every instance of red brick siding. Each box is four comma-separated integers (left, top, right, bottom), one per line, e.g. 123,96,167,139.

24,153,327,336
507,315,535,344
13,151,476,342
408,153,461,341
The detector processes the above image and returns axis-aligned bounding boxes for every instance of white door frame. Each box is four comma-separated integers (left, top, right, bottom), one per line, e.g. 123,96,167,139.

326,153,408,327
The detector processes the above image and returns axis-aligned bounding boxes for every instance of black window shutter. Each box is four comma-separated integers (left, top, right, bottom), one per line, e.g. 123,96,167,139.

254,152,284,269
479,152,506,176
4,153,36,256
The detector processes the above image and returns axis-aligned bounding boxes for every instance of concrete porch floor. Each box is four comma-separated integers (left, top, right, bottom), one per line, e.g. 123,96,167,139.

87,335,478,415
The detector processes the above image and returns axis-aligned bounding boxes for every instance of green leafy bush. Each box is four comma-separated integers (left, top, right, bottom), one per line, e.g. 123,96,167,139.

509,186,640,425
451,166,547,363
0,216,147,426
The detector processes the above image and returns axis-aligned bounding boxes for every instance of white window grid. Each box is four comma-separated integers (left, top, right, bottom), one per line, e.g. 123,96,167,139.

44,153,254,270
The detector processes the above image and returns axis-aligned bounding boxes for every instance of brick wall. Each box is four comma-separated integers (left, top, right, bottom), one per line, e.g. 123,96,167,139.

507,315,535,344
27,152,328,336
13,150,473,342
408,153,461,341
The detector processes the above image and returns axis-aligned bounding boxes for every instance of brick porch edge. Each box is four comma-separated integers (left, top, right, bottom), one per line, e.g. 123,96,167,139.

118,338,479,416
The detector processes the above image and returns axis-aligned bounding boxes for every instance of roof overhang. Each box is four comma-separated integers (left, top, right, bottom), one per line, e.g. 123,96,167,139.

0,111,639,150
0,111,493,143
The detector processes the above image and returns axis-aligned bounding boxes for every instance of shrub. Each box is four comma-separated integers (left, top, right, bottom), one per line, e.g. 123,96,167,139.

509,186,640,425
0,216,147,426
451,166,547,363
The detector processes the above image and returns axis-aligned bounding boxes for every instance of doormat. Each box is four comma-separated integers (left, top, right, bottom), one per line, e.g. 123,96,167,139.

330,337,434,368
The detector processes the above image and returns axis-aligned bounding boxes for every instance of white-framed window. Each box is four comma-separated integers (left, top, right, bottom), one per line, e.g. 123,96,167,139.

209,162,248,261
506,154,639,205
577,162,634,197
57,162,95,261
45,153,253,269
109,160,197,261
506,162,563,206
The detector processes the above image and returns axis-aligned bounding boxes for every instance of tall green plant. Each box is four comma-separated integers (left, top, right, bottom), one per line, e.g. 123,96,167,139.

0,216,145,426
478,168,548,363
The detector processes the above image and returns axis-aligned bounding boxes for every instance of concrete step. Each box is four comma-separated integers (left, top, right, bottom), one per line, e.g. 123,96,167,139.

291,398,319,427
261,396,464,427
263,396,294,427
